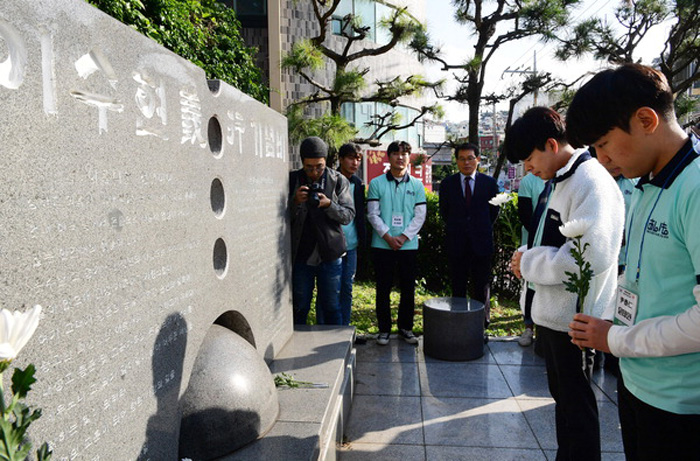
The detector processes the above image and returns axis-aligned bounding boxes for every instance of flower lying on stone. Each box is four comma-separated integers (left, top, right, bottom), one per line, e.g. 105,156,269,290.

558,218,591,239
0,305,42,366
488,192,513,207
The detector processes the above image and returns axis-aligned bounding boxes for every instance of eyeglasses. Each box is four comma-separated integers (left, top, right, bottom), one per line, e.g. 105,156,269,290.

303,164,325,173
459,156,477,162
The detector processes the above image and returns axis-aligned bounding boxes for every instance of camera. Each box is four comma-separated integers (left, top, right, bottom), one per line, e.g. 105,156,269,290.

307,183,323,208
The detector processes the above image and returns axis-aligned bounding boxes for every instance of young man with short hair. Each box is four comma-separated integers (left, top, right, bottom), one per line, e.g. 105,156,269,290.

505,107,624,460
516,172,546,347
336,142,366,326
367,141,426,345
567,63,700,460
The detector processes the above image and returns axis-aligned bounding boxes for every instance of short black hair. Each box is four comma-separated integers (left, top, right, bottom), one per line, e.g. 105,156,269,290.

504,107,566,164
338,142,362,158
566,63,675,148
388,141,410,155
454,142,479,158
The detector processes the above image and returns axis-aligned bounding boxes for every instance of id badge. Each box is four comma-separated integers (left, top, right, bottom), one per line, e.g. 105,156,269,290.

392,213,404,228
615,285,638,326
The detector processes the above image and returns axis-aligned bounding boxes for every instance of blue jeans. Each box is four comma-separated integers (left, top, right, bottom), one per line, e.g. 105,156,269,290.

292,258,342,325
338,249,357,326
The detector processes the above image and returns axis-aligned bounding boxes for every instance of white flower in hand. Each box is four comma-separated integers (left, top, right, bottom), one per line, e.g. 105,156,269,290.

0,305,42,363
489,192,512,207
559,219,591,239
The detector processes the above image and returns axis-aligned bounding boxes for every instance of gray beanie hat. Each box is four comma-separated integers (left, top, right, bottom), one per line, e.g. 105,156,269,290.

300,136,328,159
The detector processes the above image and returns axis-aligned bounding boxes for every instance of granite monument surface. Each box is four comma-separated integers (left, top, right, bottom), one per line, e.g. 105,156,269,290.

0,1,291,459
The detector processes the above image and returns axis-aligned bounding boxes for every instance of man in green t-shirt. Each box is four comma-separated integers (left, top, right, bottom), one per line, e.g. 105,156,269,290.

367,141,427,345
567,63,700,460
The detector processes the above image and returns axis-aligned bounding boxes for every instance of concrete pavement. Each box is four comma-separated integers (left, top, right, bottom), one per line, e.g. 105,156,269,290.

340,337,624,460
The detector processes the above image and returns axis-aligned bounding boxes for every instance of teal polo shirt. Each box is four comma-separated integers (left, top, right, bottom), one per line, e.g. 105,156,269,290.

619,138,700,414
616,176,637,266
368,172,426,251
341,182,358,251
518,173,546,246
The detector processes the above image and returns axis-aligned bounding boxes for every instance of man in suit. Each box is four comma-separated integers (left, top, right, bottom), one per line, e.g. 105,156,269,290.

439,143,499,311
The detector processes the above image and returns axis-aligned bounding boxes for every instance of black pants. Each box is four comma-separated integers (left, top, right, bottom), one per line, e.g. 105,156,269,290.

538,326,600,461
373,248,417,333
618,376,700,460
523,287,535,327
448,246,491,304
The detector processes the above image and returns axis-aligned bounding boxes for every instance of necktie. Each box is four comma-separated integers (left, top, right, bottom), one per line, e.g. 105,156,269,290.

464,176,472,208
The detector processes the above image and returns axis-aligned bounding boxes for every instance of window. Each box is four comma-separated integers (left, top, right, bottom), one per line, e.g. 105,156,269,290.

354,0,376,42
232,0,266,15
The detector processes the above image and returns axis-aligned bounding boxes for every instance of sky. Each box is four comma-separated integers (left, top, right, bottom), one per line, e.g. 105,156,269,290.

423,0,674,122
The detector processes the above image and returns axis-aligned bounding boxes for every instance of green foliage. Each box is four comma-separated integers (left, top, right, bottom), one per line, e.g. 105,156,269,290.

357,189,524,300
10,366,36,400
333,69,367,99
492,193,523,300
310,281,524,336
86,0,268,103
273,372,313,388
287,106,358,163
416,191,450,294
282,39,325,73
0,366,51,461
555,0,668,64
282,0,442,142
563,237,593,313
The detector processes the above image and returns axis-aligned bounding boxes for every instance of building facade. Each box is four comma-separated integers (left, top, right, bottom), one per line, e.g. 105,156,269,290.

230,0,441,186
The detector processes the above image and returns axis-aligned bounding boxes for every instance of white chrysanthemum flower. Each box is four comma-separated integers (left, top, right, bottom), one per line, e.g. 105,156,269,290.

0,305,42,362
488,192,513,207
559,219,591,238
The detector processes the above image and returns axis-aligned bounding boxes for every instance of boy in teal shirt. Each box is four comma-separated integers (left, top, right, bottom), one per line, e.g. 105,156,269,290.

367,141,426,345
567,63,700,459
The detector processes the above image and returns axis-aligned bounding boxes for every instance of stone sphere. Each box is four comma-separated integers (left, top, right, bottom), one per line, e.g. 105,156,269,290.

179,324,279,459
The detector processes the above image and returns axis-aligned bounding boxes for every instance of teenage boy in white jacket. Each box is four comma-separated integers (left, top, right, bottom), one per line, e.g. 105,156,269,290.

567,63,700,460
506,107,624,461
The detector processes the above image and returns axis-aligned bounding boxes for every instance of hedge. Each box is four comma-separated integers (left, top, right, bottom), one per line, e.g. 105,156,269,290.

356,190,522,301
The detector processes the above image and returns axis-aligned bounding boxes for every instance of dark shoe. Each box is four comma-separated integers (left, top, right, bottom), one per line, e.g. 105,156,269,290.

399,329,418,345
376,332,390,346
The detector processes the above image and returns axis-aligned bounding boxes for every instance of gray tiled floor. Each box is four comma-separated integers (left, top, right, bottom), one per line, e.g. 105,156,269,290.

340,337,624,460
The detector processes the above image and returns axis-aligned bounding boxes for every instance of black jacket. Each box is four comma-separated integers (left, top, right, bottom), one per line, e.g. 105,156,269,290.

289,168,355,263
439,172,499,256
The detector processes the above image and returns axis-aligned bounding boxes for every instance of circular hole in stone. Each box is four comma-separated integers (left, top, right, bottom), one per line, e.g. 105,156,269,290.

210,178,225,218
213,238,228,279
208,116,223,158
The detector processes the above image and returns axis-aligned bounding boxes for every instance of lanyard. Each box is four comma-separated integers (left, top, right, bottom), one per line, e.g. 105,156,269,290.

624,144,696,283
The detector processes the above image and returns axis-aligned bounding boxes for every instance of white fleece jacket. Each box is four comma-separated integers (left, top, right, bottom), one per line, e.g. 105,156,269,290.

520,150,625,332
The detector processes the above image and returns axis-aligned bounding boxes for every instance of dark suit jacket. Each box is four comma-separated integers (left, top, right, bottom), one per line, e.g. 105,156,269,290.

439,172,500,256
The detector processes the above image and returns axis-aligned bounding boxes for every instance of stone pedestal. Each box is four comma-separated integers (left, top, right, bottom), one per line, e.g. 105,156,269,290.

423,297,484,361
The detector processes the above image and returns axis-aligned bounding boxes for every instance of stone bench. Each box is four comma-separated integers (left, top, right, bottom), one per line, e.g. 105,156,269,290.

222,326,356,461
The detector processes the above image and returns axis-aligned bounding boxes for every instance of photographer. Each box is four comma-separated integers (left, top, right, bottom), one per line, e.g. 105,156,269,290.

289,137,355,325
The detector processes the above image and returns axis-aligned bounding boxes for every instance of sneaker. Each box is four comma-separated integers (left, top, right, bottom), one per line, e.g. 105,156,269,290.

399,329,419,345
518,328,534,347
376,332,390,346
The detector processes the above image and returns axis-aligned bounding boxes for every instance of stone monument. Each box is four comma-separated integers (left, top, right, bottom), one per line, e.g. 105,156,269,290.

0,1,292,459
